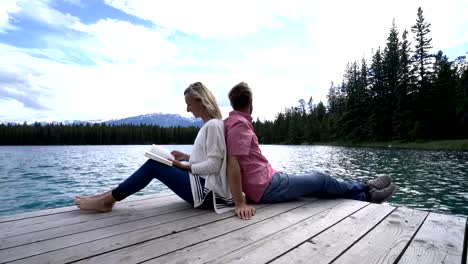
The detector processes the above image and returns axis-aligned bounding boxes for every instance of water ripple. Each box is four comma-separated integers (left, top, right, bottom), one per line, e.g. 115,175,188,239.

0,145,467,217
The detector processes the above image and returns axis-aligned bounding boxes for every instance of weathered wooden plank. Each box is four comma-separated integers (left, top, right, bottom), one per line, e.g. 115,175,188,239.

145,199,366,264
0,201,191,249
0,207,210,263
0,193,180,235
4,203,272,264
332,207,428,264
398,212,466,264
0,192,174,223
208,200,372,264
2,194,463,264
229,203,394,264
0,194,184,239
72,200,315,264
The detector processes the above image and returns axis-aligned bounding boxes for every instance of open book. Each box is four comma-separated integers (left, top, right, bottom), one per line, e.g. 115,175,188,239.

144,145,174,166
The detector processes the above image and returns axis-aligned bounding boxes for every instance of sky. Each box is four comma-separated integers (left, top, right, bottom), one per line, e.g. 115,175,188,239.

0,0,467,123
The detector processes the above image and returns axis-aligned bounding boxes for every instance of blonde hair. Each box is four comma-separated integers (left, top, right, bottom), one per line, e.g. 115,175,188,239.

184,82,222,119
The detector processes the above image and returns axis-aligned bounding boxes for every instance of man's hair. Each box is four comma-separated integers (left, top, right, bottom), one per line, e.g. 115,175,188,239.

228,82,252,110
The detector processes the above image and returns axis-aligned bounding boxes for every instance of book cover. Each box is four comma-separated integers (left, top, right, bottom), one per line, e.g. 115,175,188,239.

144,145,174,166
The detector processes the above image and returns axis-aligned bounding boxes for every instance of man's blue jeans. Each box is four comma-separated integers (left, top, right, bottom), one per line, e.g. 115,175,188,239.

112,160,196,204
259,171,368,203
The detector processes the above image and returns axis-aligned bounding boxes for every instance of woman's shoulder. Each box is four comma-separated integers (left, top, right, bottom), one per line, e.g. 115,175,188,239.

204,119,224,128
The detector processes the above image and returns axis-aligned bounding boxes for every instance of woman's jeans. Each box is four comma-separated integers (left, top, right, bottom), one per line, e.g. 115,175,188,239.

259,171,368,203
112,160,196,204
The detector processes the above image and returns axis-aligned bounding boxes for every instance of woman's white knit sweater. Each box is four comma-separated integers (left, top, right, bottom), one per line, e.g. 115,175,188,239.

189,119,233,213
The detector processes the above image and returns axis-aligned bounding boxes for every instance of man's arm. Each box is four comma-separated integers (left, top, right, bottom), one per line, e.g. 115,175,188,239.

227,155,256,220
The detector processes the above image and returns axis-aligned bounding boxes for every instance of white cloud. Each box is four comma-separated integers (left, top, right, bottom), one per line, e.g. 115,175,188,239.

0,0,20,32
13,0,81,28
0,43,186,123
100,0,468,119
71,19,178,66
104,0,303,37
1,0,467,123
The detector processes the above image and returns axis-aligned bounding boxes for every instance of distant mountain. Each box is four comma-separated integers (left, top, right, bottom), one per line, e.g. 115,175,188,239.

1,113,203,127
103,113,203,127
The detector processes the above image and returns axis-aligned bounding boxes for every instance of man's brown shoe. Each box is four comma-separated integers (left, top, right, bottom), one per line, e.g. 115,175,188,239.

367,175,393,190
369,183,397,203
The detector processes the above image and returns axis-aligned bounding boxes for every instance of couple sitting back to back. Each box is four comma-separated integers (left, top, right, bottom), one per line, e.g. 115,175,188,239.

76,82,397,220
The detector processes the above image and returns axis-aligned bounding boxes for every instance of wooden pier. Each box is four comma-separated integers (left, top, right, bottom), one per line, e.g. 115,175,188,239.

0,193,466,264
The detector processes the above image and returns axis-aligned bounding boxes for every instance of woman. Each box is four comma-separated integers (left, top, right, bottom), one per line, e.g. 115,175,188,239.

75,82,233,213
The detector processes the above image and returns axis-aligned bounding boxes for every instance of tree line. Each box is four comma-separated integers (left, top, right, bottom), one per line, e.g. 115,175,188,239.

0,123,199,145
254,7,468,144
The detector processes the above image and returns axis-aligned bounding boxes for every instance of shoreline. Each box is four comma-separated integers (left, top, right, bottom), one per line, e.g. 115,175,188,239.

1,139,468,151
311,139,468,151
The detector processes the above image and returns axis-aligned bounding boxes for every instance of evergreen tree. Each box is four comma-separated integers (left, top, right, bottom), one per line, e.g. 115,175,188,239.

393,29,413,140
411,7,433,138
382,20,401,139
431,51,458,139
411,7,433,87
456,65,468,137
369,47,385,140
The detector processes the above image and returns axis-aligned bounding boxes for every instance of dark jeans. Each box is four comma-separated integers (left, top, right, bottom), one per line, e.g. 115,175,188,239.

260,171,369,203
112,160,196,204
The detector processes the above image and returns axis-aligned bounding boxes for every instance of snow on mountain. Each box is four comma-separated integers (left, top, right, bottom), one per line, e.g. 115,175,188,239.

0,113,202,127
104,113,203,127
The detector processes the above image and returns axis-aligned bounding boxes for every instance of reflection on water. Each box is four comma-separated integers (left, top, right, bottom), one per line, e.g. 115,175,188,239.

263,145,468,218
0,145,467,217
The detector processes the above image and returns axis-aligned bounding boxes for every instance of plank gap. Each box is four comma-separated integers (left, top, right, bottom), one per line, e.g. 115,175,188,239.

325,206,398,264
214,199,354,264
462,218,467,264
1,200,188,240
0,209,213,263
131,199,321,264
392,210,430,264
0,192,175,223
0,195,185,240
0,203,192,250
266,202,373,264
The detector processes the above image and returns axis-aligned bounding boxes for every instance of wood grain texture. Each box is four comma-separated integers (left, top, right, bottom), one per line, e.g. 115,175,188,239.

271,203,395,264
209,200,371,264
146,199,359,264
0,192,174,223
398,212,466,264
0,193,177,233
1,207,209,263
332,207,428,264
74,199,314,264
0,201,190,249
0,194,465,264
0,194,184,240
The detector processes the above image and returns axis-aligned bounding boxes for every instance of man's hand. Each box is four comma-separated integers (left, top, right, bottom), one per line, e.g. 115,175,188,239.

227,155,255,220
171,150,189,161
235,201,256,220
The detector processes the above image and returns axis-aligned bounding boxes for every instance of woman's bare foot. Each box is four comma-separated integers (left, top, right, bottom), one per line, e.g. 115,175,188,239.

75,193,115,213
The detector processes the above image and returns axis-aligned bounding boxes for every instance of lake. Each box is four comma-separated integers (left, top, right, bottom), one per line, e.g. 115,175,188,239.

0,145,467,217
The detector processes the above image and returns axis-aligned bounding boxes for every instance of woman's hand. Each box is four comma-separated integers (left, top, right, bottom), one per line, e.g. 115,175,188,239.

171,150,190,161
170,159,191,172
235,201,256,220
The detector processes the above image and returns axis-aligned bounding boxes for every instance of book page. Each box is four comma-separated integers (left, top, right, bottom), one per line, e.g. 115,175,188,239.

149,145,175,160
144,152,172,166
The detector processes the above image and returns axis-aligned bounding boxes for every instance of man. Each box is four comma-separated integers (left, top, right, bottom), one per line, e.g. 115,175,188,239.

224,82,397,220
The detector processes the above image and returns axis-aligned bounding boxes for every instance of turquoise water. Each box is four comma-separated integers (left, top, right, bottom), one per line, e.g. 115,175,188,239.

0,145,467,217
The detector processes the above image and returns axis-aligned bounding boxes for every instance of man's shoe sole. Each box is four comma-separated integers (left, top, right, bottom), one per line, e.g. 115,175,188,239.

378,185,398,204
